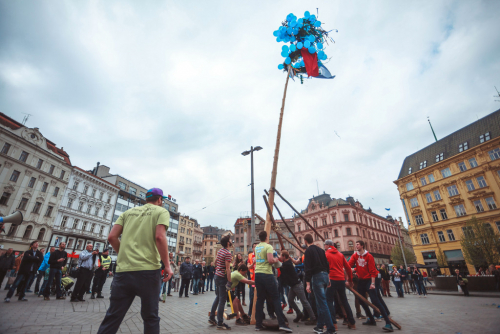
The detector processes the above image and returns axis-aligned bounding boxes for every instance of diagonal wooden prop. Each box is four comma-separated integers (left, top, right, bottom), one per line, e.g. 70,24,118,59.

264,189,301,246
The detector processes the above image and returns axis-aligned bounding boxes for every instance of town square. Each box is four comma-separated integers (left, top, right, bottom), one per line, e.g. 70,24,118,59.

1,1,500,334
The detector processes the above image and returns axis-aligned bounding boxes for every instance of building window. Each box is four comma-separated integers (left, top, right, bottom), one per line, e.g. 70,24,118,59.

419,161,427,169
32,202,42,214
53,187,59,197
118,181,126,190
78,202,84,211
48,165,55,175
479,132,491,143
82,221,88,230
1,192,13,205
60,170,65,179
94,207,99,215
37,228,46,241
410,198,419,208
447,229,455,241
415,215,424,225
476,176,487,188
19,151,29,162
420,234,430,245
420,177,427,186
334,230,339,237
10,170,21,182
454,204,466,217
129,187,137,195
440,209,448,220
67,198,73,208
431,211,439,222
83,185,89,194
348,240,354,250
437,231,446,242
18,198,28,210
45,206,53,217
496,222,500,233
61,216,68,228
436,153,444,162
465,180,475,191
139,191,146,199
406,182,414,191
428,174,435,183
22,225,33,239
41,182,48,192
441,168,452,178
72,219,79,229
103,210,108,219
473,200,484,212
1,143,11,154
90,189,96,197
346,228,352,235
98,192,103,200
425,193,433,203
468,157,478,168
28,177,36,188
447,185,459,197
86,205,92,214
344,214,349,221
462,226,475,238
72,181,79,190
91,223,96,232
485,197,497,210
36,159,43,169
433,190,442,200
459,142,468,152
458,162,467,172
489,148,500,161
332,216,336,223
322,219,327,226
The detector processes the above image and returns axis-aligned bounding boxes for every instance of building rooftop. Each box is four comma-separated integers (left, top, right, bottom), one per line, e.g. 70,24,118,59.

397,108,500,180
73,166,120,189
0,112,72,165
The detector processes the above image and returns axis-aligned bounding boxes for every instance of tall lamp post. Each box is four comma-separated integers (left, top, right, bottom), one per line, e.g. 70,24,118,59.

242,146,263,248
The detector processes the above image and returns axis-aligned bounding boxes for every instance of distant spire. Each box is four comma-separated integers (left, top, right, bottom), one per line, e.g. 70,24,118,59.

427,117,438,142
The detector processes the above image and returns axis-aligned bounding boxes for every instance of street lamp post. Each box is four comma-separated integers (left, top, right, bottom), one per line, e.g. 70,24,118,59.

242,146,263,248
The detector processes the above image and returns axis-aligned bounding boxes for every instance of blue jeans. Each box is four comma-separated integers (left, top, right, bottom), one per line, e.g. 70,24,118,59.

39,280,48,296
206,276,214,290
255,273,287,328
393,280,403,297
312,272,335,332
192,278,200,294
6,273,31,299
210,275,228,326
44,269,62,298
248,286,254,317
415,280,426,295
357,279,391,325
326,280,355,325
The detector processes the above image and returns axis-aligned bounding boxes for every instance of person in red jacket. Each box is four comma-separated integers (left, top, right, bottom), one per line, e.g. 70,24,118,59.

348,240,394,332
324,240,356,329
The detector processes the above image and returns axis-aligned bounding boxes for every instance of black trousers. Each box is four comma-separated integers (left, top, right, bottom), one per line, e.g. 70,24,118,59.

34,270,44,293
0,269,8,288
97,269,161,334
92,269,108,294
72,268,94,300
179,278,190,297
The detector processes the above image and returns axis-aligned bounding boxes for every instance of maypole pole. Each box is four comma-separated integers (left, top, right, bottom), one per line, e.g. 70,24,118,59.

250,66,291,325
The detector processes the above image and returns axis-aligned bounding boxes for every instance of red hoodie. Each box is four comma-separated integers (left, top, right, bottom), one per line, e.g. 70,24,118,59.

326,247,353,282
348,250,378,280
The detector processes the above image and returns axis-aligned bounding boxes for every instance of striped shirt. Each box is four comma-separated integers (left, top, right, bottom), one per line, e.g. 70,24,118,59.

215,248,232,278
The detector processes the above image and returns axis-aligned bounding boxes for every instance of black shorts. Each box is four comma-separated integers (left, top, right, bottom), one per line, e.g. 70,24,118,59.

229,290,236,301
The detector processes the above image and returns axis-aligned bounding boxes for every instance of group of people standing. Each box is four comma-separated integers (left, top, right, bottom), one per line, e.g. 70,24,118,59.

388,264,429,298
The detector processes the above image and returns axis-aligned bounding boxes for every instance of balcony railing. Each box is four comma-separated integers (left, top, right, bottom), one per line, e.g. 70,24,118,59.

193,250,202,255
194,241,202,246
52,226,106,240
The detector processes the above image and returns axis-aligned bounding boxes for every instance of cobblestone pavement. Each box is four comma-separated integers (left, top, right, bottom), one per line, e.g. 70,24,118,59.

1,280,499,334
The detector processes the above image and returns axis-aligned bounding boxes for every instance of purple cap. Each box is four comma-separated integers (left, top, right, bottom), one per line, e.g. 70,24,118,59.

146,188,167,199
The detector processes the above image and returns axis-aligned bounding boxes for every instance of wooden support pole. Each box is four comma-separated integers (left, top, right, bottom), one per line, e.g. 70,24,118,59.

263,66,292,241
263,195,285,251
264,189,302,246
274,230,304,255
273,187,325,242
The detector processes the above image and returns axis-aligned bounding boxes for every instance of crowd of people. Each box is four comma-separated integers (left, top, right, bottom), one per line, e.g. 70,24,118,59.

1,185,500,334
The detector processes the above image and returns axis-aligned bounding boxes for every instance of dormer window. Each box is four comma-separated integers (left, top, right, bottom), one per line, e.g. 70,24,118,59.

436,153,444,162
479,132,491,143
419,161,427,169
459,142,468,152
408,167,412,174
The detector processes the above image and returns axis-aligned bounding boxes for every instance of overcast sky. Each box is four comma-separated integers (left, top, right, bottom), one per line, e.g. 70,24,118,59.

1,1,499,231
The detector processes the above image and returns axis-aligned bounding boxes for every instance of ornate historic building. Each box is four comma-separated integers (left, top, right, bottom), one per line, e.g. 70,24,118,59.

233,214,265,255
178,215,198,261
294,194,399,264
201,225,229,264
0,112,72,251
51,166,119,259
395,108,500,274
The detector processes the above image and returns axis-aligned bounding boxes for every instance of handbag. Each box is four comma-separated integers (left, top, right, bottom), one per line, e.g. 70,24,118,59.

7,275,16,285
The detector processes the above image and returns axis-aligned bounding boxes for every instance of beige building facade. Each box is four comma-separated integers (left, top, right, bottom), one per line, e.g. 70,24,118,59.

0,113,72,252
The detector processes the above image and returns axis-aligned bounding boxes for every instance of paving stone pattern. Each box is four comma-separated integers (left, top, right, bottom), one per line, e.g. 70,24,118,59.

1,280,499,334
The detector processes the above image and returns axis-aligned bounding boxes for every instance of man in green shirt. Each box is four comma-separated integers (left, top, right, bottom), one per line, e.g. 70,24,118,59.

97,188,173,334
254,231,292,332
229,264,254,326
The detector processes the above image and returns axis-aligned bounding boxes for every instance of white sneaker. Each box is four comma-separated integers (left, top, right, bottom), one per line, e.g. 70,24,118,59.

4,298,10,303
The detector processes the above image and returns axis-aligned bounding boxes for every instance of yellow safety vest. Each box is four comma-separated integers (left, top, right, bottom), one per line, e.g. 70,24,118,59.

100,255,111,270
